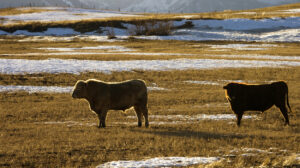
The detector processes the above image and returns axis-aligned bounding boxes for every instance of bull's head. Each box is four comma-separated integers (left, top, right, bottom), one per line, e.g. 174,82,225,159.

223,83,236,102
72,80,87,99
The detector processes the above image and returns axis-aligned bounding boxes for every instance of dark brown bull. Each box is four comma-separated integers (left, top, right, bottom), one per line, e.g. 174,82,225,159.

223,81,291,126
72,79,149,128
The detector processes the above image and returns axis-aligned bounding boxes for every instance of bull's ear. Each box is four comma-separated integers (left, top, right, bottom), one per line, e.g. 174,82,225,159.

223,85,228,89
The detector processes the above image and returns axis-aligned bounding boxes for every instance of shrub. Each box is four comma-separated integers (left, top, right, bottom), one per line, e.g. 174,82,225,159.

129,20,173,36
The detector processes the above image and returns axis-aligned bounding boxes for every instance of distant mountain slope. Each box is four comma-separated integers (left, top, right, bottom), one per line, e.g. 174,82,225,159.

1,0,299,13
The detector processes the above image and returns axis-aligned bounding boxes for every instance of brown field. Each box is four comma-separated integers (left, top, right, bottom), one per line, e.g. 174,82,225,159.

0,3,300,167
0,35,299,168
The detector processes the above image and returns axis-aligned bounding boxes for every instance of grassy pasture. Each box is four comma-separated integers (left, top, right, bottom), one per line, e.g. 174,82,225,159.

0,39,300,61
0,36,299,167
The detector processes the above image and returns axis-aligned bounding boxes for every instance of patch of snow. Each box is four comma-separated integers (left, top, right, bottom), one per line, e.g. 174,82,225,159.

208,44,277,50
220,79,276,84
241,153,257,157
15,28,81,36
39,45,135,52
1,58,300,75
1,52,194,56
230,147,275,155
0,85,168,93
0,85,73,93
17,35,121,42
206,54,300,61
281,9,300,14
189,17,300,31
140,28,300,42
185,80,220,85
41,121,97,127
96,156,221,168
185,80,278,86
1,7,141,25
147,86,169,91
242,148,272,154
127,114,256,121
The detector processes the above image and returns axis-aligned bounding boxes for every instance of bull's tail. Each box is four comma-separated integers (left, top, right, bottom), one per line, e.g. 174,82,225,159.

282,81,292,113
286,90,292,113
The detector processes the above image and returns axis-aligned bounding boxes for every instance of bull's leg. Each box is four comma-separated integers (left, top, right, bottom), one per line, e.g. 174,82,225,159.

134,106,143,127
235,111,244,127
96,110,108,128
100,110,108,128
96,113,102,128
278,106,289,125
142,106,149,128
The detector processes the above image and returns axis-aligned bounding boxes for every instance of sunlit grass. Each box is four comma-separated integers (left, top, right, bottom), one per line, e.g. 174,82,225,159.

0,3,299,165
0,38,299,166
0,39,300,61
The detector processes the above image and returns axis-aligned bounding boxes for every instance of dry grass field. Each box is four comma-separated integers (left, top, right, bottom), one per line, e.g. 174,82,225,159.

0,3,299,167
0,35,299,167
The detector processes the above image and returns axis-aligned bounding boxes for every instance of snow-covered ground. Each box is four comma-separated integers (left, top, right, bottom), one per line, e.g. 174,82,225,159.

185,80,276,85
0,85,73,93
39,45,135,52
1,58,299,75
207,44,278,50
1,13,300,42
39,113,256,127
206,54,300,61
0,7,141,25
2,52,194,56
96,156,221,168
0,85,167,93
135,114,256,121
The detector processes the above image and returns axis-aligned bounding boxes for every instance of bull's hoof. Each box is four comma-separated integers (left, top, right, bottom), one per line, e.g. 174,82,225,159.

138,122,142,127
98,125,106,128
145,122,149,128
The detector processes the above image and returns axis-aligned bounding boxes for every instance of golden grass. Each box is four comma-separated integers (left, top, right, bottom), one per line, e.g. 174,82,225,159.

0,37,299,167
0,67,299,167
0,7,57,16
0,39,300,61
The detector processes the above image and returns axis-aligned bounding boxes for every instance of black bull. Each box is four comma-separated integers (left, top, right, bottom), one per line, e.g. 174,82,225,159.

223,81,292,126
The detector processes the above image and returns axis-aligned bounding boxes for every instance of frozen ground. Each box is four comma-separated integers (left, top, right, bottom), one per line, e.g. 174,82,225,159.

207,44,278,50
185,80,276,86
37,113,256,127
39,45,135,52
131,114,256,121
1,58,299,75
1,14,300,42
0,85,167,93
205,54,300,61
0,85,73,93
96,156,221,168
0,7,141,25
1,52,195,56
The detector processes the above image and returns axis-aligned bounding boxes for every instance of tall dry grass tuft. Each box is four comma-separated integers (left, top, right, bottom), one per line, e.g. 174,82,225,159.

128,20,173,36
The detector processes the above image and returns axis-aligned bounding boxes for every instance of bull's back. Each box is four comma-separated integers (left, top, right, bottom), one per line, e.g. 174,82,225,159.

109,79,147,95
108,80,147,109
233,84,275,111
